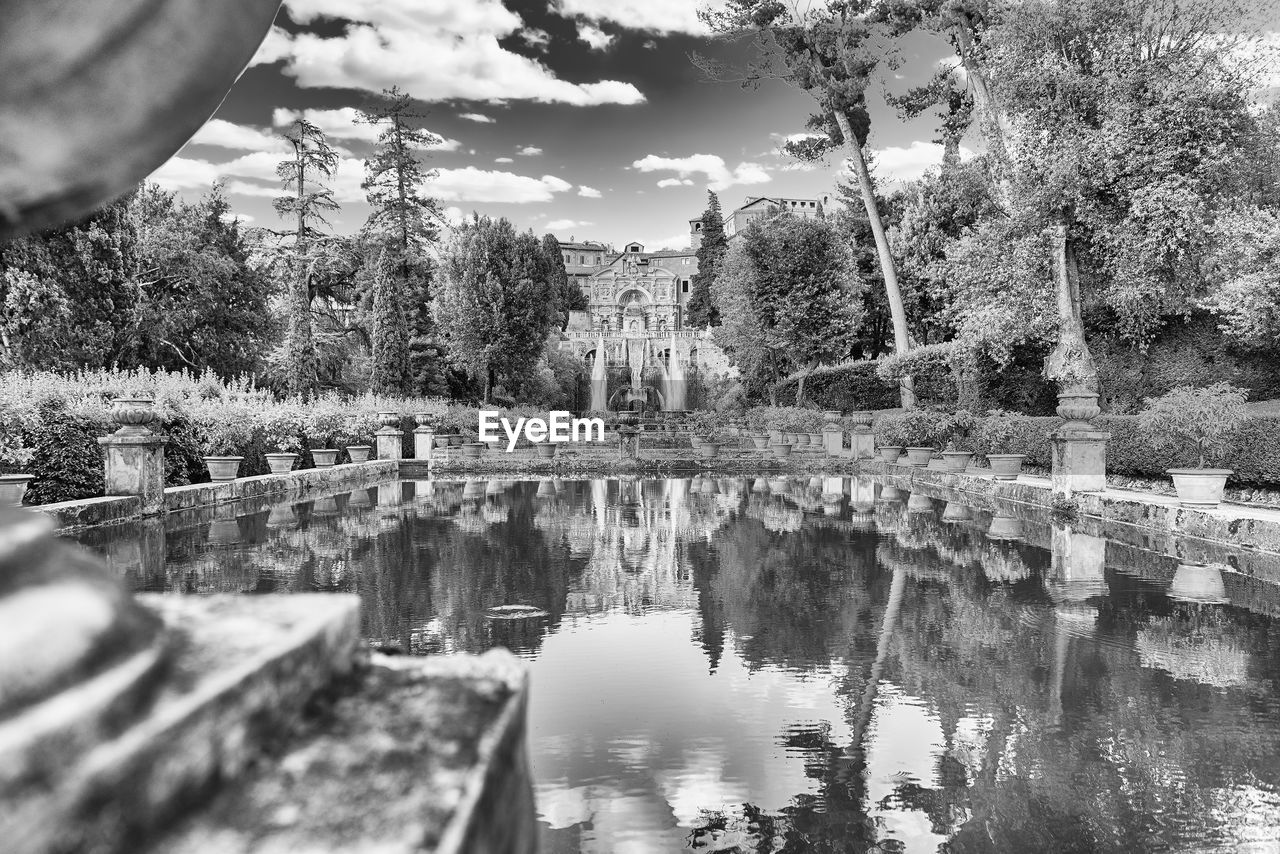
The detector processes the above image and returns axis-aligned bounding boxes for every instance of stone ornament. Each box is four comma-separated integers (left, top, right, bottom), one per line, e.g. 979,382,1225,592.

111,397,159,436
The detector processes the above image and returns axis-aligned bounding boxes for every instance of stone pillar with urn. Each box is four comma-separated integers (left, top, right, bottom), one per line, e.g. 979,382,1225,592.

845,411,876,459
375,411,404,460
1045,219,1110,497
98,397,169,515
413,412,435,462
822,411,845,456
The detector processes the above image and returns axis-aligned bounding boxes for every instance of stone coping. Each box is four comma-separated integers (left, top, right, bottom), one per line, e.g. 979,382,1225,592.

860,459,1280,558
145,649,534,854
41,461,399,531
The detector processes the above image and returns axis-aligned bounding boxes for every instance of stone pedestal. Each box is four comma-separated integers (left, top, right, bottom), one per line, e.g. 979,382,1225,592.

848,430,875,459
1051,429,1110,497
413,428,435,461
375,427,403,461
98,434,168,515
823,429,844,456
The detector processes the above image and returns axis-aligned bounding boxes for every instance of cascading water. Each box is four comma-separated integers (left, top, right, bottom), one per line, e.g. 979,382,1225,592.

664,335,687,411
589,337,608,411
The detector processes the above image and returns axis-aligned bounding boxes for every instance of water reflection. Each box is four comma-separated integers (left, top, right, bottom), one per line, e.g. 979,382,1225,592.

69,477,1280,852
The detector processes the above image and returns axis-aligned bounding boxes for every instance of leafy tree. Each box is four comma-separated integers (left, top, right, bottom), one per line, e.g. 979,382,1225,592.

274,117,340,397
541,233,586,329
701,0,918,407
435,216,558,402
358,86,443,394
687,190,727,328
712,211,865,404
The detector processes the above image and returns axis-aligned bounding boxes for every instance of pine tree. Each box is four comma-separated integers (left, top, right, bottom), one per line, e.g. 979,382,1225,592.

274,117,339,397
358,86,443,395
686,190,726,328
541,233,586,329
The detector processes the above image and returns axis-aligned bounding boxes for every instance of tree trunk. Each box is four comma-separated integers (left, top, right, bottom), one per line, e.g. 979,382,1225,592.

952,21,1012,210
1044,210,1098,396
795,361,816,407
833,110,916,410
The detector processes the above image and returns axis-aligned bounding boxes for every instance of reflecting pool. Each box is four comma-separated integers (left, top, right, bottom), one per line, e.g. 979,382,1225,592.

71,477,1280,853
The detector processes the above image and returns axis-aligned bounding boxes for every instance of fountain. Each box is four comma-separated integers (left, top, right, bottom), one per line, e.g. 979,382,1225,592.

664,334,687,412
588,337,608,411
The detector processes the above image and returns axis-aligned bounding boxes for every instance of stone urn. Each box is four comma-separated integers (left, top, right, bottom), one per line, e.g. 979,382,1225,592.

414,412,435,428
904,447,934,467
311,448,340,468
0,473,34,507
203,456,242,482
377,411,400,429
770,443,793,458
110,396,158,435
1166,469,1232,508
878,446,903,464
1056,389,1102,429
941,450,974,473
264,452,297,475
847,411,875,432
345,445,371,464
823,410,843,430
536,443,557,459
987,454,1026,481
462,442,485,459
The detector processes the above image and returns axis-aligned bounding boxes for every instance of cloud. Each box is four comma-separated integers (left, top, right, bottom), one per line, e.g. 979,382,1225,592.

189,119,288,153
495,156,515,163
520,27,551,51
519,146,543,156
546,218,593,230
656,177,694,188
248,25,294,66
460,112,495,123
632,154,771,191
272,106,460,151
431,168,573,203
860,140,973,184
262,0,646,106
553,0,717,35
220,211,255,224
442,206,467,227
149,156,222,191
578,185,602,198
577,22,616,51
151,150,370,203
643,39,658,50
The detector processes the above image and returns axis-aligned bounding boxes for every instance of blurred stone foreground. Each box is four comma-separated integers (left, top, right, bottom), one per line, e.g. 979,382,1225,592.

0,4,535,852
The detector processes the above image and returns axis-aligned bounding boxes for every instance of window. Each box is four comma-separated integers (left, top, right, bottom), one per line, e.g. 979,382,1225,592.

579,254,585,264
681,280,690,294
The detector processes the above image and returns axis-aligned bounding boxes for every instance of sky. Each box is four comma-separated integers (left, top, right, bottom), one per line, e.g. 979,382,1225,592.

150,0,962,250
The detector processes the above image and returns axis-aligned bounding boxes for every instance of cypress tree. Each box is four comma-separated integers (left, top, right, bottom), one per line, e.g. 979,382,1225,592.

686,190,726,328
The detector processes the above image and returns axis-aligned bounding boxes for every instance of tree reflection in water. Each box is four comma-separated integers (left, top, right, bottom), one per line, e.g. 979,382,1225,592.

70,477,1280,853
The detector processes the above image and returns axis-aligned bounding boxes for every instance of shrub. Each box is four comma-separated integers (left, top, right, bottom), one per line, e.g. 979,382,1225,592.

875,409,953,448
25,399,106,504
1137,383,1249,468
772,361,901,411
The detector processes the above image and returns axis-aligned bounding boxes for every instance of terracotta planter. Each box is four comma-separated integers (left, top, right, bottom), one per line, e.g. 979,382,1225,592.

808,432,823,446
941,450,974,473
770,443,793,458
941,502,973,523
462,442,485,458
345,445,371,464
536,443,557,459
878,446,903,464
906,493,934,513
987,514,1024,541
751,434,770,450
203,455,242,482
0,473,34,507
434,434,452,450
264,452,297,475
795,433,811,447
879,486,904,503
696,442,720,459
311,448,340,468
768,429,784,444
1167,468,1231,507
904,447,934,467
987,454,1026,481
448,434,465,447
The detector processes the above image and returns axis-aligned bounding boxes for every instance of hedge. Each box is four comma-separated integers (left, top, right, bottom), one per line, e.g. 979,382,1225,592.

872,410,1280,486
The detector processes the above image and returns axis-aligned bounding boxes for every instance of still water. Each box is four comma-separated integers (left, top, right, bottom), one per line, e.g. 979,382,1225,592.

73,477,1280,853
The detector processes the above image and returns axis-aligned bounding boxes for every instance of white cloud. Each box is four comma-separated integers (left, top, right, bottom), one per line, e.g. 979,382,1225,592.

272,106,460,151
442,206,467,227
149,156,222,191
554,0,717,35
263,0,646,106
656,177,694,188
546,218,593,230
248,25,294,66
632,153,771,191
460,112,496,123
578,185,602,198
577,22,616,51
859,140,973,185
151,150,369,204
189,119,288,153
495,156,515,163
520,27,551,51
431,168,573,203
519,146,543,156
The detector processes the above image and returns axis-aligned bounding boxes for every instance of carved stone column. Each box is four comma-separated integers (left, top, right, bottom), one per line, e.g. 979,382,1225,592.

1045,220,1109,497
97,397,168,515
413,413,435,462
375,411,403,461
